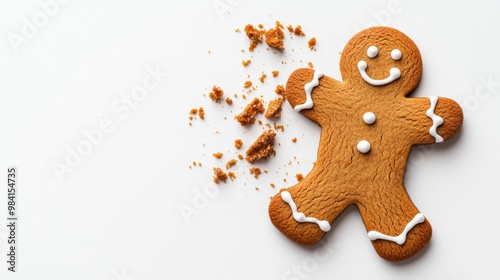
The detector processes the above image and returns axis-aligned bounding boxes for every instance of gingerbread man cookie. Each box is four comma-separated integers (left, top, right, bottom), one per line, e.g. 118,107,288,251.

268,27,463,262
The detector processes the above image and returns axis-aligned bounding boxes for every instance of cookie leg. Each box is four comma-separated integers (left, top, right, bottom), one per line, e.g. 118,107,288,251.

357,185,432,262
268,171,351,245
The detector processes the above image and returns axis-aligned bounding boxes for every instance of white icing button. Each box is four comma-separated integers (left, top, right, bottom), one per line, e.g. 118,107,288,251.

363,112,376,125
357,140,371,153
391,49,402,61
367,46,378,58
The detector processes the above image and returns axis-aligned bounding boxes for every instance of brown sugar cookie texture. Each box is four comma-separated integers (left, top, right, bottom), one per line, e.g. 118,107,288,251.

268,27,463,262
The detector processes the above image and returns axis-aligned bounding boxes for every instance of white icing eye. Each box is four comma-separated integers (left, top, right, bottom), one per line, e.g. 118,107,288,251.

367,46,378,58
391,49,402,60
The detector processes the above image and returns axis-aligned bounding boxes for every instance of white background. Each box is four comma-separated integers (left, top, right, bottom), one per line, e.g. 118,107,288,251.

0,0,499,279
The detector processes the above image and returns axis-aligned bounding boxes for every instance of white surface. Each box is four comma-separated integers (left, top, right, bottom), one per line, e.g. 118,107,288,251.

0,0,499,279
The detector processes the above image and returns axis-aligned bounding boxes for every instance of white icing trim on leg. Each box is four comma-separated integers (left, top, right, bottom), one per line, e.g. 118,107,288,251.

367,213,425,245
281,191,331,232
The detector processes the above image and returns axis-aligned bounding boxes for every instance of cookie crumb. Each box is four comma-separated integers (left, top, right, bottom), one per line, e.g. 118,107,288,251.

209,86,224,102
212,152,223,159
275,20,284,30
245,129,276,163
198,107,205,119
249,167,262,179
275,84,285,96
308,62,314,68
244,24,263,52
189,108,198,115
265,98,284,119
242,60,251,67
308,37,316,50
294,25,305,36
228,172,236,180
259,72,267,83
226,159,237,169
272,70,279,77
213,167,228,184
235,98,265,126
270,183,276,188
296,173,304,182
234,139,243,149
274,123,285,132
287,25,294,33
225,98,233,105
255,187,259,191
292,137,297,143
243,80,252,88
235,28,240,33
265,24,285,51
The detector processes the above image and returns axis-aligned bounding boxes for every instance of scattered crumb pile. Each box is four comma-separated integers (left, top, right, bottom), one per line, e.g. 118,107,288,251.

244,21,316,52
189,20,319,189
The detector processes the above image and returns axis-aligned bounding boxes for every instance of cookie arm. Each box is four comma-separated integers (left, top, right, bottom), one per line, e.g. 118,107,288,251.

406,97,463,144
286,68,341,125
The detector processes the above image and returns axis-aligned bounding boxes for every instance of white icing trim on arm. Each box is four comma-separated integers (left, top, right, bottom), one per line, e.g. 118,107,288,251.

367,213,425,245
294,70,324,112
425,96,444,143
281,191,331,232
357,60,401,86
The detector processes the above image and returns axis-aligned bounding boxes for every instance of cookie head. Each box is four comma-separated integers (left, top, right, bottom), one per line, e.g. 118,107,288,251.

340,26,422,96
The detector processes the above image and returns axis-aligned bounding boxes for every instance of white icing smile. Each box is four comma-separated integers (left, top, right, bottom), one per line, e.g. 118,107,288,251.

358,46,402,86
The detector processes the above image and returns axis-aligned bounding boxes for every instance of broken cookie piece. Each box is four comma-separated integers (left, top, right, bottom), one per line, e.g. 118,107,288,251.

265,98,284,119
308,37,317,50
209,86,224,102
245,129,276,163
249,167,262,179
244,24,263,52
265,25,285,51
213,167,228,184
275,84,286,96
235,98,265,125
